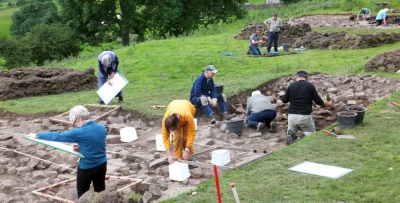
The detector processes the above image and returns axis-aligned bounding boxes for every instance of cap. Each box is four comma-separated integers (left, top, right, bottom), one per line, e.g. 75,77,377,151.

252,90,261,96
205,65,217,73
296,70,309,78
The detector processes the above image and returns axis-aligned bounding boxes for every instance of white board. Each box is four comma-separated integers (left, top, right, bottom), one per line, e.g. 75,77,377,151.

288,161,353,179
97,71,129,105
26,136,84,158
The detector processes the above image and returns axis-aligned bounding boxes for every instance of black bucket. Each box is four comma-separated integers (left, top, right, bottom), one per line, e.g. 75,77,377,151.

215,84,224,94
350,15,355,21
346,105,366,125
282,43,290,52
337,111,357,128
224,119,244,135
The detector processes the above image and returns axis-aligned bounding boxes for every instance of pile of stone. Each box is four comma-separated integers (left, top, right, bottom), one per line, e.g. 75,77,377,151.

234,22,311,40
365,49,400,72
293,32,400,49
0,67,97,101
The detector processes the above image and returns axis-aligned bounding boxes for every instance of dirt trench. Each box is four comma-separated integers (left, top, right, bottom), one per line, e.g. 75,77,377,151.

0,74,399,203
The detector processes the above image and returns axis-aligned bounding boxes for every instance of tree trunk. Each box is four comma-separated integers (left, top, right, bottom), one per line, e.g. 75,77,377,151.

121,28,130,46
119,0,133,46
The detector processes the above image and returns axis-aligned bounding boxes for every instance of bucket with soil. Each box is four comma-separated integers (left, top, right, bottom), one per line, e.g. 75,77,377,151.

337,111,357,128
282,43,290,52
345,105,366,125
215,84,224,94
224,119,244,135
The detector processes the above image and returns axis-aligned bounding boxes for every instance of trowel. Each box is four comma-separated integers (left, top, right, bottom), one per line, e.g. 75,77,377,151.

322,128,355,140
148,105,166,109
392,102,400,108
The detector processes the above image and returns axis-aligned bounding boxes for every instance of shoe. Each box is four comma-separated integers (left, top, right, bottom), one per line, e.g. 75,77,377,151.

270,121,276,133
256,123,265,133
99,101,105,105
286,129,298,146
286,135,292,146
210,115,216,125
222,113,236,121
118,96,124,103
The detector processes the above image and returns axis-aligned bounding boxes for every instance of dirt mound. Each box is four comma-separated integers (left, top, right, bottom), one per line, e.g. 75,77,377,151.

289,14,400,28
293,32,400,49
234,22,311,40
365,49,400,72
0,67,97,101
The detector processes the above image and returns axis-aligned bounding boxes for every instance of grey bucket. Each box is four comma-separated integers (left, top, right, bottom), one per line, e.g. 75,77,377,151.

224,119,244,135
345,105,366,125
215,84,224,94
282,43,290,52
337,111,357,128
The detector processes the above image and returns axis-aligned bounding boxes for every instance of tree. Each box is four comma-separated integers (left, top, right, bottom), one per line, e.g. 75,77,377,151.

56,0,246,46
23,23,82,66
0,37,32,69
10,0,60,37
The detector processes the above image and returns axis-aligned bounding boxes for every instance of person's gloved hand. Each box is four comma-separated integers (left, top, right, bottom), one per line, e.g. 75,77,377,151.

211,98,218,107
207,96,212,105
27,133,37,139
324,100,334,107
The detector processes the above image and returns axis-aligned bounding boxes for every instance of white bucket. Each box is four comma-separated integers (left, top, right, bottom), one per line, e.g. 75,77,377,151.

194,118,198,131
119,127,138,142
169,162,190,181
211,150,231,166
155,134,166,151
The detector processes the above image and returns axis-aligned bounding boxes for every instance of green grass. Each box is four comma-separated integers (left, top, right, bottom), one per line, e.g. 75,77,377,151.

164,91,400,203
0,6,19,38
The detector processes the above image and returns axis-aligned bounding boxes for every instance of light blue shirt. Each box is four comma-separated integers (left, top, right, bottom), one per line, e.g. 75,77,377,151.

38,120,107,169
376,10,386,20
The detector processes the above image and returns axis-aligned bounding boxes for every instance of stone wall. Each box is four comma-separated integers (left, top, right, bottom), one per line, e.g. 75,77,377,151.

0,67,97,101
365,49,400,72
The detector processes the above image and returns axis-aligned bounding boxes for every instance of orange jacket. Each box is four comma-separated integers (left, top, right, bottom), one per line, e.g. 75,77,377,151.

162,100,196,150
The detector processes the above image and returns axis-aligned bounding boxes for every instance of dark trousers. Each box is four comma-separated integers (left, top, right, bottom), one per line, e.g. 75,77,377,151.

77,161,107,198
376,16,388,25
246,110,277,128
267,32,279,52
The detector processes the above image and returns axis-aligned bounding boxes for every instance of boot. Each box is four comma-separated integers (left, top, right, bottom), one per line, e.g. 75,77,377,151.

222,113,236,121
269,121,276,133
99,101,105,105
286,129,297,146
118,96,124,103
210,115,216,125
256,122,265,133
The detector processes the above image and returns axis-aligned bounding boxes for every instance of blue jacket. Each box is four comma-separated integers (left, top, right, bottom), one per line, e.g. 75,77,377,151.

38,120,107,169
190,73,217,100
98,51,119,78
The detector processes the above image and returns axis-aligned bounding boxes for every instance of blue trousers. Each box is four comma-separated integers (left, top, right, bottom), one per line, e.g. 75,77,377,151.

246,110,277,128
267,32,279,53
191,94,228,117
98,76,122,102
249,46,261,55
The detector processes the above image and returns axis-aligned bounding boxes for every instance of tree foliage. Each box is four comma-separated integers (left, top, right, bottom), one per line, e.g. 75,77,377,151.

0,23,82,69
10,0,60,37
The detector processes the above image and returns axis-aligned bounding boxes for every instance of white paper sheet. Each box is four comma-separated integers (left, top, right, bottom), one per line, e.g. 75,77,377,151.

97,71,129,105
289,161,353,179
26,136,84,158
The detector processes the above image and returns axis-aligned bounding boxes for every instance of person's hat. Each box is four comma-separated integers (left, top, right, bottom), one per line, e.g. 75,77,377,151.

205,65,218,73
296,70,309,78
252,90,261,96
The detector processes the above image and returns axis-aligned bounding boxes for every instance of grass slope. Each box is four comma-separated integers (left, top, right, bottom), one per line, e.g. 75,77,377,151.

0,6,18,38
164,91,400,203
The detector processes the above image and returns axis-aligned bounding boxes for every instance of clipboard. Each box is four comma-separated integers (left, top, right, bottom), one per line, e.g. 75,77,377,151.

26,136,85,158
97,71,129,105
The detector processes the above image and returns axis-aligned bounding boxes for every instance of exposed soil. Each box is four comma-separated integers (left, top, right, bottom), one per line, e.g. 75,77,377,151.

293,32,400,49
365,49,400,72
0,74,399,202
289,14,400,28
0,68,97,101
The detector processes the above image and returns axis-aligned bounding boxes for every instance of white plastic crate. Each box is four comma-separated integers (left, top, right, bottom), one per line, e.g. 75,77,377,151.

211,149,231,166
169,162,190,181
119,127,138,142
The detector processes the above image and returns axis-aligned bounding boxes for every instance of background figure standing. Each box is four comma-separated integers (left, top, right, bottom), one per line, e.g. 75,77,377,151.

376,8,389,26
249,29,265,55
98,51,123,104
246,90,277,133
281,70,332,145
190,65,236,124
28,106,107,198
162,100,196,164
357,8,371,21
264,13,282,53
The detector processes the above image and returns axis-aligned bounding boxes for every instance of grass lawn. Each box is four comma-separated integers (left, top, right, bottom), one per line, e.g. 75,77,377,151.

164,91,400,203
0,6,18,38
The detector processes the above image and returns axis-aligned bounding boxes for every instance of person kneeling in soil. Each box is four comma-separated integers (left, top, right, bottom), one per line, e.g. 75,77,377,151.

357,8,371,21
246,90,277,133
162,100,196,164
27,106,107,198
190,65,236,124
376,8,389,26
98,50,123,104
249,29,265,55
281,70,333,145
